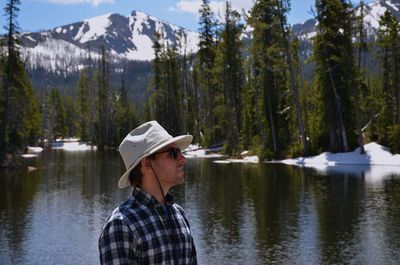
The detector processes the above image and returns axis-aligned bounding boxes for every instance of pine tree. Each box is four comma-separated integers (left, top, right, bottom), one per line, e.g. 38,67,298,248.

149,32,183,136
178,34,196,136
353,0,370,154
0,0,41,164
164,44,183,135
196,0,216,145
40,88,53,147
8,64,41,149
50,89,67,139
113,67,138,146
213,2,244,156
355,0,368,72
240,59,258,151
85,48,96,145
77,68,90,141
96,46,110,148
190,54,201,142
249,0,290,158
276,0,308,155
0,0,21,164
65,96,78,137
376,10,400,144
151,32,167,125
312,0,357,152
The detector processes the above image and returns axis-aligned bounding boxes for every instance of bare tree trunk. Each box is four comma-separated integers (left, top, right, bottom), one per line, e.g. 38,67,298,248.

358,130,366,154
356,2,366,154
359,114,379,154
325,55,349,152
265,83,277,153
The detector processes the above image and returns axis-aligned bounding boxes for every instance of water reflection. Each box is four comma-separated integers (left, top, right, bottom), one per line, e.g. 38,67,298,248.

182,161,400,264
0,151,130,265
1,152,400,264
298,163,400,185
0,164,41,265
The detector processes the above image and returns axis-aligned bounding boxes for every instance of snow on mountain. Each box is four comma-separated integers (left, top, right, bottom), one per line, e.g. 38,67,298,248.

20,10,199,73
359,0,389,35
293,0,400,42
21,35,100,75
74,13,112,43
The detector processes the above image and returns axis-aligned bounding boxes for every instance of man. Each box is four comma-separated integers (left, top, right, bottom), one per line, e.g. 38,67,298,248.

99,120,197,264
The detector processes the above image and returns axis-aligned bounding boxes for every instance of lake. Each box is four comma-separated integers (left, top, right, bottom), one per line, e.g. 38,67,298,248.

1,150,400,264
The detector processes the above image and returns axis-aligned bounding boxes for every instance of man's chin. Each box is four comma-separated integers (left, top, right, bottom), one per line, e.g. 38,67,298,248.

176,174,185,184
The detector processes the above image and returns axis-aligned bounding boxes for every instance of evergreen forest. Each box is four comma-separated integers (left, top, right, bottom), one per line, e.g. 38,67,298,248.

2,0,400,167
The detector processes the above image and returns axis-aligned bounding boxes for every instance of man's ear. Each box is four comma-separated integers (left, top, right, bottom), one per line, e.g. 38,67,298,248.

141,158,151,169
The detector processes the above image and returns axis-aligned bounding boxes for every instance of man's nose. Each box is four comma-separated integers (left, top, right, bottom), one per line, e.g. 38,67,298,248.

178,152,186,163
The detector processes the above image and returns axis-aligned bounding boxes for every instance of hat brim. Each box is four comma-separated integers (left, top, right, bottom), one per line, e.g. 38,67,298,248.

118,134,193,189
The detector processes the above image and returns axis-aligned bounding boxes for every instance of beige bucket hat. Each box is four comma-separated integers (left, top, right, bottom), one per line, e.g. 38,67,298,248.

118,120,193,188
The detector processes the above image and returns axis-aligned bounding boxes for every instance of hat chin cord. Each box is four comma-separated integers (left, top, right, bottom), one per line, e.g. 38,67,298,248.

149,161,166,204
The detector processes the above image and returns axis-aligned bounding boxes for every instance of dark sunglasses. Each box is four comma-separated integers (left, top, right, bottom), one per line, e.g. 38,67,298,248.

153,147,181,160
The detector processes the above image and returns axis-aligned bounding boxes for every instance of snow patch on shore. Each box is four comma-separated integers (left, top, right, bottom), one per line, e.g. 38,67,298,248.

280,142,400,166
184,144,260,164
55,142,97,151
184,144,224,158
278,142,400,182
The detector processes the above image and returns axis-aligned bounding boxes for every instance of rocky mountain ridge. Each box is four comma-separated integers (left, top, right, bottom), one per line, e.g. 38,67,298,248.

20,10,199,74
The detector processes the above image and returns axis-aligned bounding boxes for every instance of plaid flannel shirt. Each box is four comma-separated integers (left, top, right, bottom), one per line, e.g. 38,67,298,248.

99,187,197,265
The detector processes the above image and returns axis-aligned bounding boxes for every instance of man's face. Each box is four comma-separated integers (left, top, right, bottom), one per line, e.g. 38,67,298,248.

151,144,186,189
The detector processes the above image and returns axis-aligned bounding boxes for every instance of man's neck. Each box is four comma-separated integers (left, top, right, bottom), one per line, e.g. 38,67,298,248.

140,183,169,205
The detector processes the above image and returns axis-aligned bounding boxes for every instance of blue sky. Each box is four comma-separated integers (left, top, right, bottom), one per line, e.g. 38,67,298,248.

7,0,373,33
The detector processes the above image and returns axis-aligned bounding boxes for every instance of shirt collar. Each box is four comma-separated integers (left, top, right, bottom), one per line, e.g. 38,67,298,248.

131,187,174,207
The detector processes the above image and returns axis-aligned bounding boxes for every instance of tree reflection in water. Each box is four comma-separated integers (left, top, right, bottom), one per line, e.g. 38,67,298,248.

1,152,400,264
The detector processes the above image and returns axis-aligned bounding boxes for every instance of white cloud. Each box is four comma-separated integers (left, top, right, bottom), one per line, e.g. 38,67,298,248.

47,0,114,6
170,0,201,15
171,0,254,19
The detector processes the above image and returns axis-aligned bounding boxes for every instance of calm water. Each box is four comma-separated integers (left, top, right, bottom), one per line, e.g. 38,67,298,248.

1,150,400,265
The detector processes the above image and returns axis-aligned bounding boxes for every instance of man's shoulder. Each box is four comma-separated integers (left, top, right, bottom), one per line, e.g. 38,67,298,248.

101,198,143,235
109,196,152,225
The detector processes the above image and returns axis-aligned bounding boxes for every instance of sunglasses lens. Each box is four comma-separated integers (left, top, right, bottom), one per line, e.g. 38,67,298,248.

169,148,180,159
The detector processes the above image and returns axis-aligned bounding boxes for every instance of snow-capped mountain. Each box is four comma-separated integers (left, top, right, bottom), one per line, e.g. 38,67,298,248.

290,0,400,80
20,10,199,73
293,0,400,42
361,0,400,34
